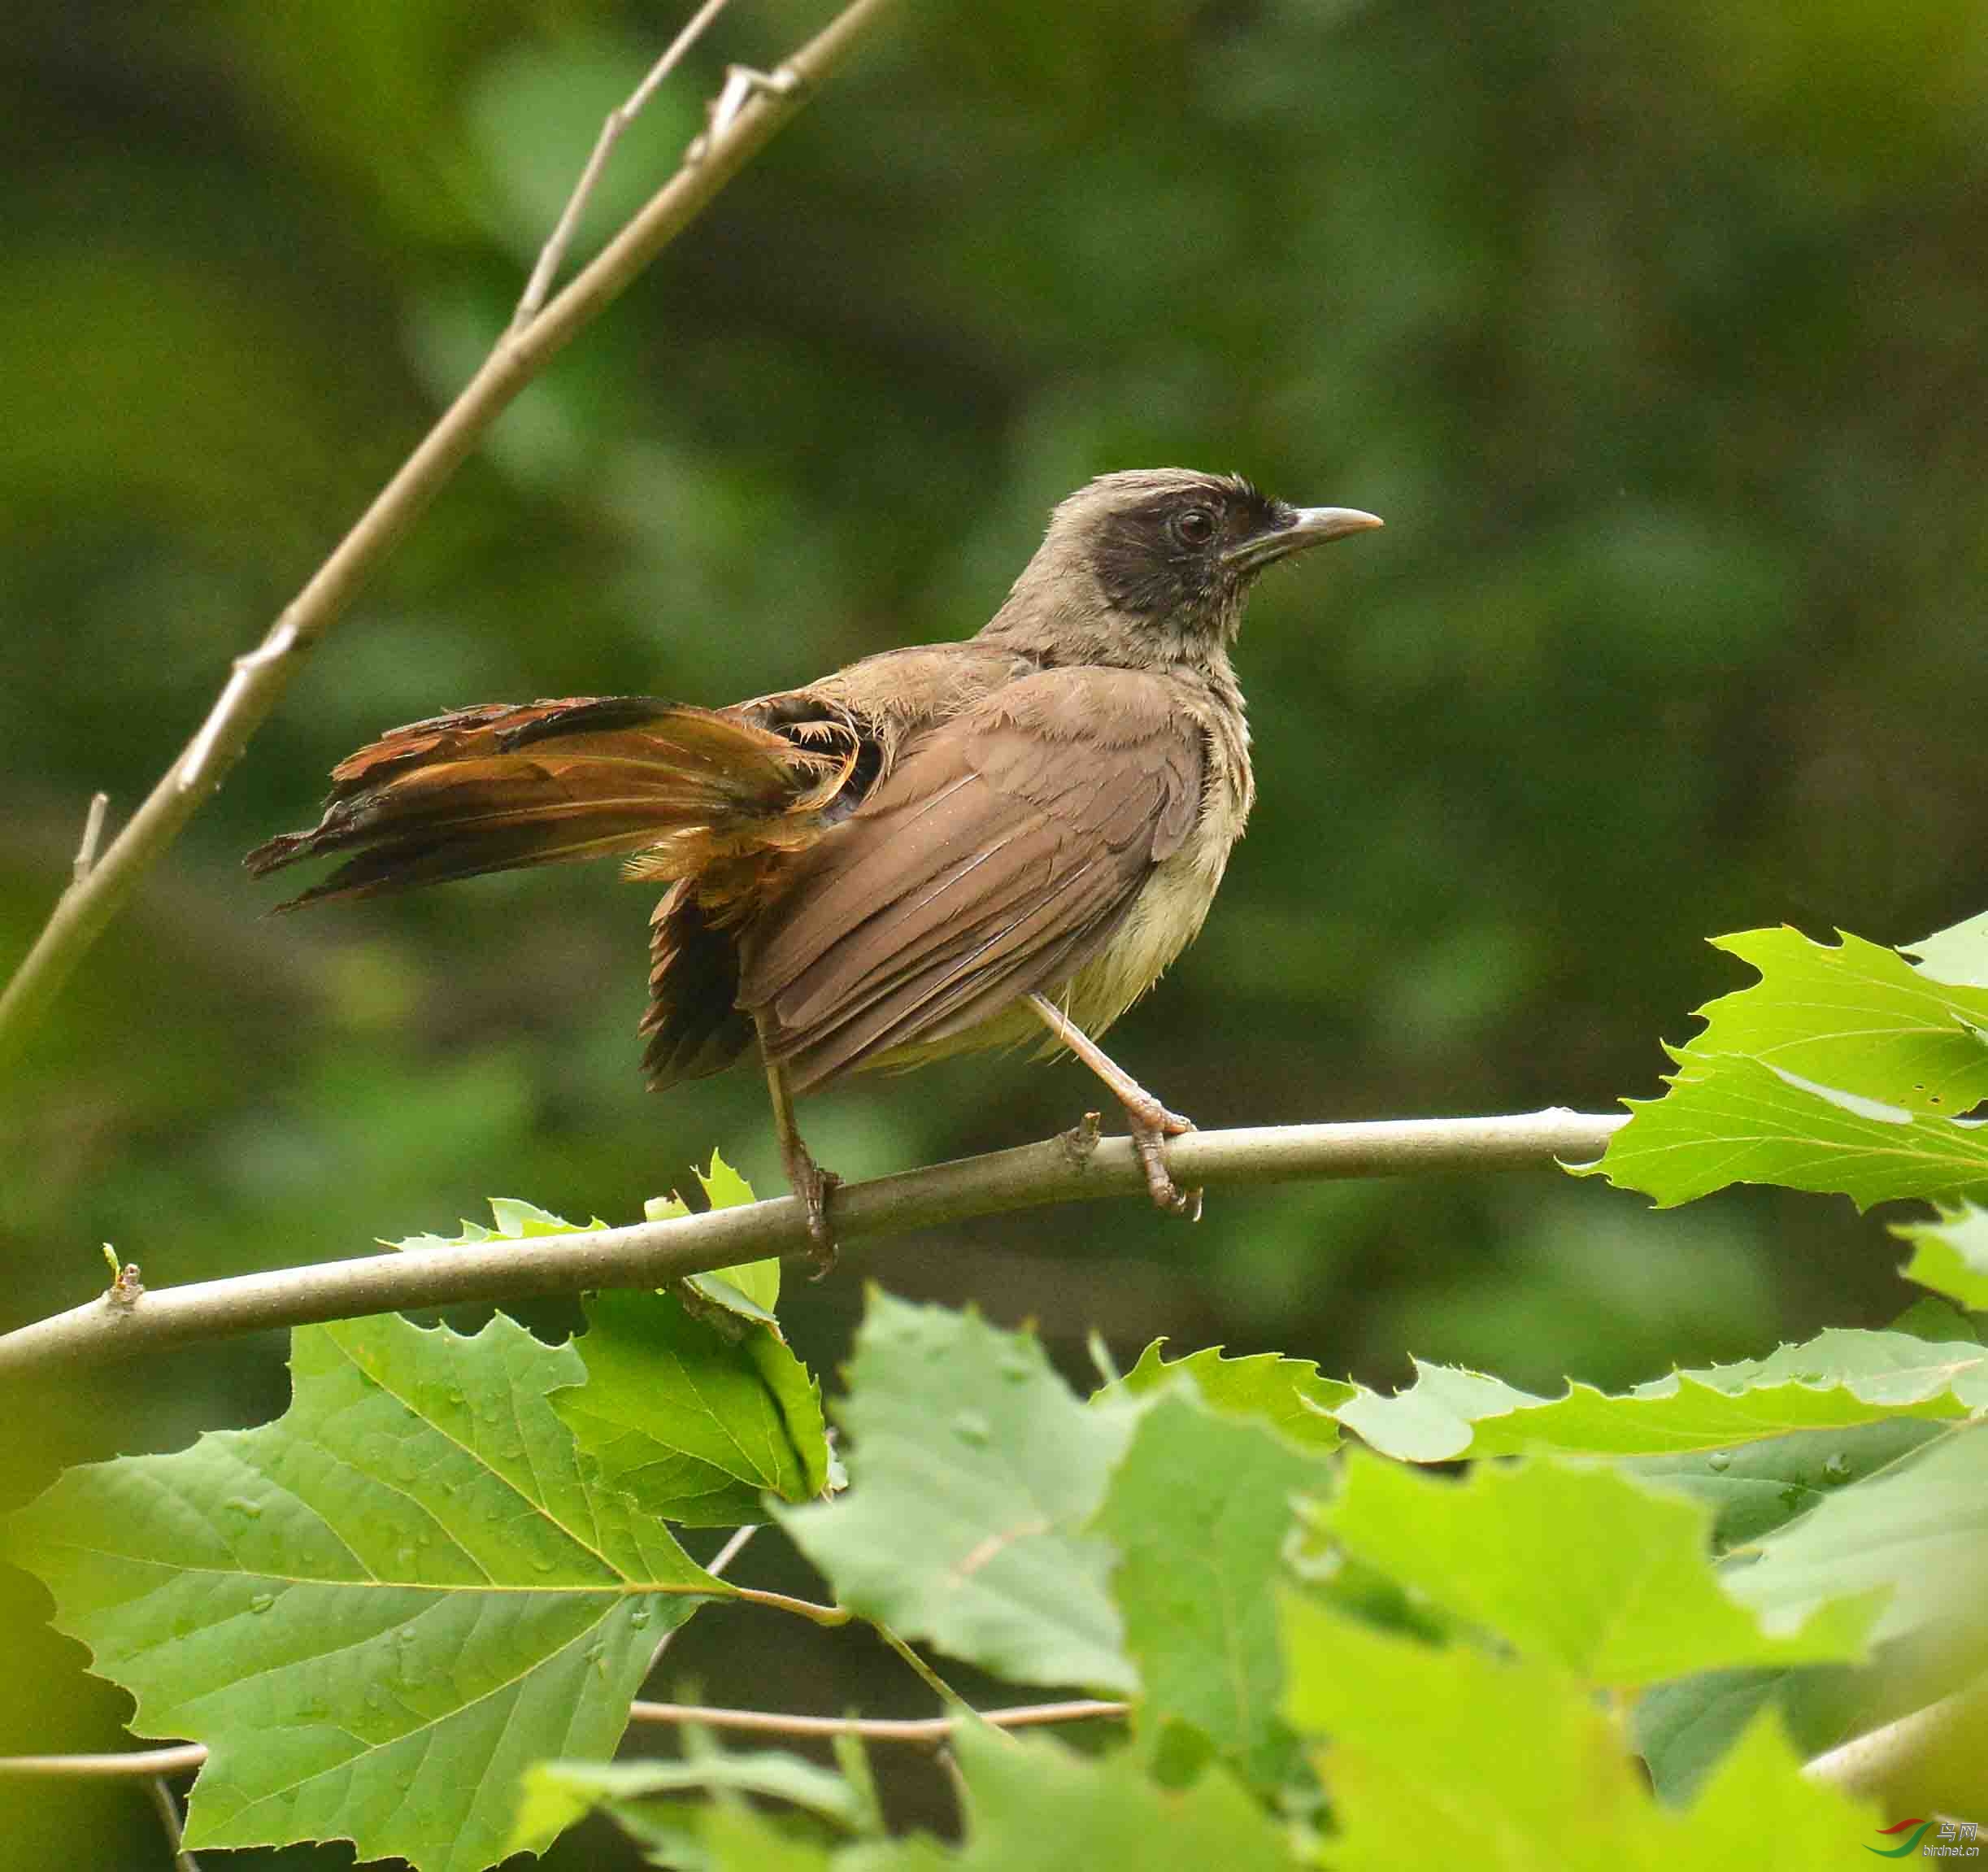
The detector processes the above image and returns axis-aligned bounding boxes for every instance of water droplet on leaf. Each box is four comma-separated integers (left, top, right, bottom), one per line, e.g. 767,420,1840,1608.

951,1410,990,1447
1707,1452,1732,1473
1822,1452,1851,1482
248,1592,276,1615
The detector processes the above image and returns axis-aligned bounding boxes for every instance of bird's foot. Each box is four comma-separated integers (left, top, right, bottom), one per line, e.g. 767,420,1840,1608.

787,1152,843,1278
1124,1098,1201,1221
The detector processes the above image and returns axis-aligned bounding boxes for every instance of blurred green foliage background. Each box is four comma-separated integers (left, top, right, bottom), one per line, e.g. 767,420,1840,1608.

3,0,1986,1862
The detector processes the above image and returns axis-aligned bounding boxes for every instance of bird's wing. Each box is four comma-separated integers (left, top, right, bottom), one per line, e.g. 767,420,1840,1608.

739,666,1204,1091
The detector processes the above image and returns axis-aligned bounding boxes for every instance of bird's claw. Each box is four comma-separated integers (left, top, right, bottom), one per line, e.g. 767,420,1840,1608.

1127,1104,1201,1221
798,1162,843,1278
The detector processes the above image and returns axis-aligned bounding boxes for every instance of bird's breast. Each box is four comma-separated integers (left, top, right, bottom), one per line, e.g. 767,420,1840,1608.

1055,780,1241,1038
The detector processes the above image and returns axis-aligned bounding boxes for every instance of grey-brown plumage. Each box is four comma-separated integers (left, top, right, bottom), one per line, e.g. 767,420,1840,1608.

247,469,1381,1257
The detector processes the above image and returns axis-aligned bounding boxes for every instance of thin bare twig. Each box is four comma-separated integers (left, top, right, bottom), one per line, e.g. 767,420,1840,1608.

705,1522,760,1577
71,793,109,885
0,1744,208,1778
0,1700,1130,1785
627,1697,1130,1742
12,1683,1963,1787
146,1774,202,1872
0,1111,1625,1377
728,1585,852,1627
0,0,899,1064
511,0,736,330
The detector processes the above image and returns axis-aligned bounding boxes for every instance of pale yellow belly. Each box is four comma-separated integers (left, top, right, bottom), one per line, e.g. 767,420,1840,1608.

864,816,1233,1073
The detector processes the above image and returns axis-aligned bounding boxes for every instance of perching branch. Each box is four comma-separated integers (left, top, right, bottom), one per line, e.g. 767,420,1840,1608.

0,0,898,1064
0,1109,1621,1377
626,1696,1130,1742
0,1700,1129,1783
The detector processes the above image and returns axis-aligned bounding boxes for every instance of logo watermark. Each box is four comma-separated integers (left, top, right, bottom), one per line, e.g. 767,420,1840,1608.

1867,1818,1981,1860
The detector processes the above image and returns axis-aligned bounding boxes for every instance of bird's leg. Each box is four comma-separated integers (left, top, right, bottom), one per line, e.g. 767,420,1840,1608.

755,1016,841,1275
1025,994,1201,1221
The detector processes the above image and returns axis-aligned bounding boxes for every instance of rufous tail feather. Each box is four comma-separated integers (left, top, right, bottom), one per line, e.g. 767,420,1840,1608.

245,696,852,908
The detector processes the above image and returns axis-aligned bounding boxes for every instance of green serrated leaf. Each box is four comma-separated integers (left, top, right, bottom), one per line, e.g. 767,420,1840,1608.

489,1195,600,1236
1092,1386,1330,1791
1886,1295,1983,1343
555,1287,829,1526
642,1153,778,1323
1312,1453,1877,1686
389,1194,606,1251
837,1835,956,1872
1682,1708,1883,1863
1333,1362,1540,1461
1582,928,1988,1208
1633,1415,1988,1808
1101,1341,1350,1451
511,1750,864,1854
1892,1201,1988,1312
703,1804,837,1870
1726,1420,1988,1648
694,1148,758,1216
1675,929,1988,1110
1905,910,1988,990
1585,1052,1988,1209
1336,1328,1988,1462
687,1150,781,1321
1629,1419,1951,1552
1631,1667,1787,1805
1282,1593,1874,1871
946,1725,1296,1871
6,1315,723,1872
570,1793,842,1872
829,1728,886,1839
776,1291,1138,1692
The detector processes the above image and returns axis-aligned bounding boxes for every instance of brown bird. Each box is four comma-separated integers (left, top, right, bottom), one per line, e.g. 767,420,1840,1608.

247,470,1380,1262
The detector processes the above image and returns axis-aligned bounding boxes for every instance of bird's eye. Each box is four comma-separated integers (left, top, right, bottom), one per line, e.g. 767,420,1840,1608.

1175,507,1216,546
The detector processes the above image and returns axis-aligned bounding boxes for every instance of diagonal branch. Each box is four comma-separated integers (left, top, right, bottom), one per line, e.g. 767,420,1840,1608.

0,0,899,1064
0,1109,1622,1377
510,0,737,329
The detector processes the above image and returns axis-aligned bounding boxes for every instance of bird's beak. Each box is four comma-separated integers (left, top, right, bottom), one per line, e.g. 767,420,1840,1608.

1224,505,1384,572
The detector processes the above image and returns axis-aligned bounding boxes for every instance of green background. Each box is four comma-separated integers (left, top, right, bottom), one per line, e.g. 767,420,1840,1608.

3,0,1986,1862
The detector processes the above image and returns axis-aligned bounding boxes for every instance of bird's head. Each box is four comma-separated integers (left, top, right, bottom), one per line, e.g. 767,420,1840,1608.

985,468,1381,671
